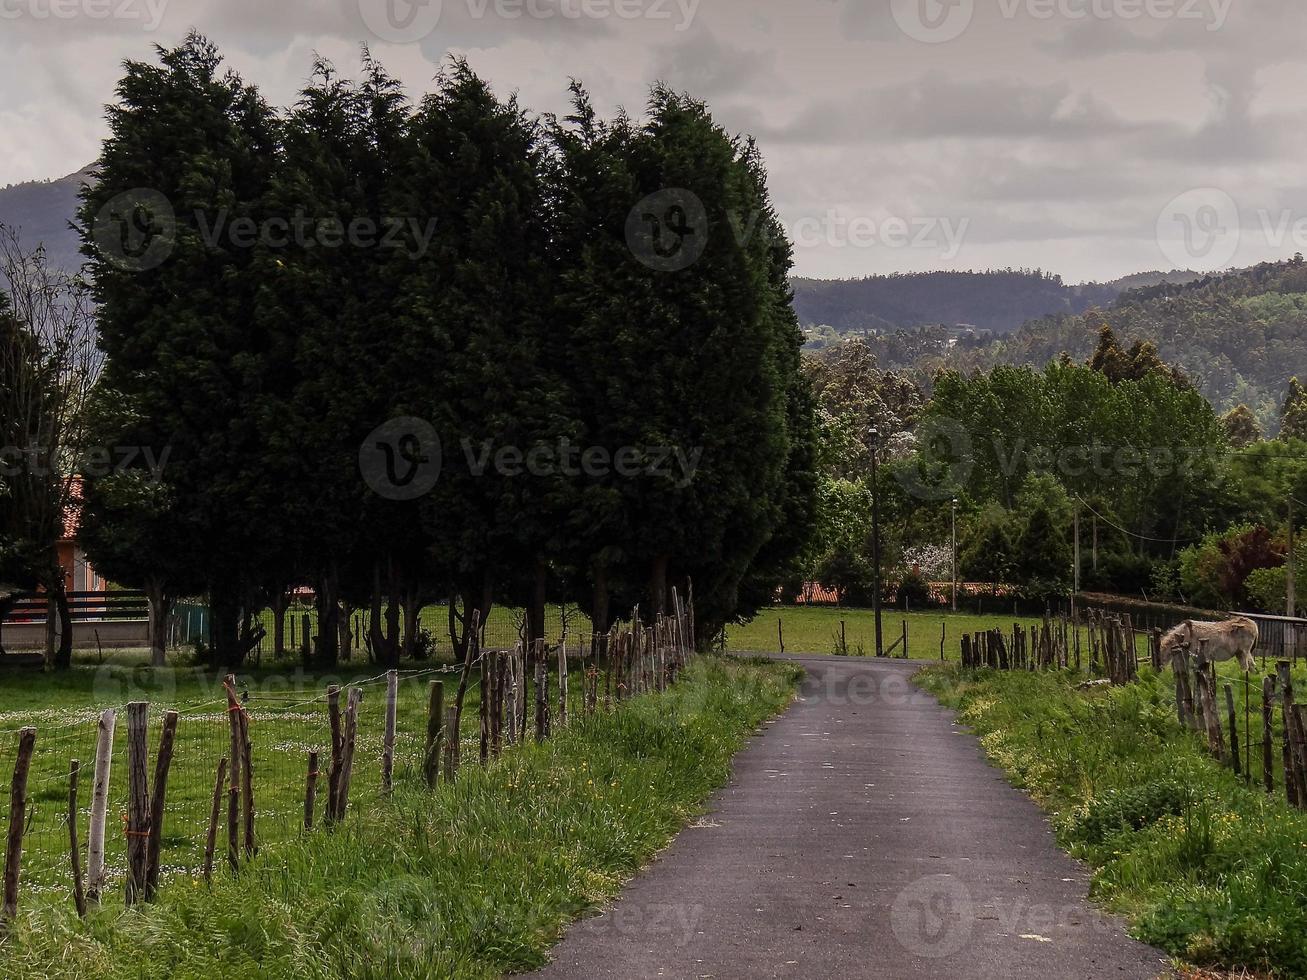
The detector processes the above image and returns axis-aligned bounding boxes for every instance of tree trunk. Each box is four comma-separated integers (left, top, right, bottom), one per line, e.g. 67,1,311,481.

51,579,74,670
315,568,340,667
529,557,547,647
338,602,353,662
145,578,170,668
649,554,670,620
209,584,242,668
272,591,288,658
402,590,423,661
592,559,610,635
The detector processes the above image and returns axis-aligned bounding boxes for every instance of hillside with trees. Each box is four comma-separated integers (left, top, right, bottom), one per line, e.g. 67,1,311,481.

901,258,1307,433
790,268,1198,335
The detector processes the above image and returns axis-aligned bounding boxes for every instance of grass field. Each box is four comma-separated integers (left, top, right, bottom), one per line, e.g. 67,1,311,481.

0,656,800,978
918,662,1307,977
724,604,1124,660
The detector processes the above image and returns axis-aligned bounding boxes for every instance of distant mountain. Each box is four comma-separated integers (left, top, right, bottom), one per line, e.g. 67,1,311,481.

0,167,94,272
865,258,1307,432
790,268,1201,335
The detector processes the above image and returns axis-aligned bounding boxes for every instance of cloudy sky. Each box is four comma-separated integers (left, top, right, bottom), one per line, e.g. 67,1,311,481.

3,0,1305,282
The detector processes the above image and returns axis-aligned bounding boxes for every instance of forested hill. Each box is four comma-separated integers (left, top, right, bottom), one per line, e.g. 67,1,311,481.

790,268,1198,334
894,258,1307,430
0,168,92,273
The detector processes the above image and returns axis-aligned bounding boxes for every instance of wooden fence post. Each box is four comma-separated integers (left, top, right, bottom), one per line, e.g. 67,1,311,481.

423,681,444,788
124,702,150,906
1223,685,1241,777
383,669,398,792
238,705,255,858
535,653,547,742
479,654,490,765
558,641,570,728
145,709,179,900
336,688,361,820
68,759,86,918
304,751,319,831
1278,662,1305,807
203,757,227,884
325,684,343,824
443,705,460,783
1263,676,1276,795
2,727,36,927
86,708,116,903
223,676,242,867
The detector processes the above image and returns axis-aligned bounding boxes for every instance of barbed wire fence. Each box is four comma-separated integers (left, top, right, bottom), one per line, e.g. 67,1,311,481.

1,590,697,924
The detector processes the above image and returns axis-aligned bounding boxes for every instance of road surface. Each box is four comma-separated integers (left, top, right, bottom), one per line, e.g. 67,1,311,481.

530,655,1168,980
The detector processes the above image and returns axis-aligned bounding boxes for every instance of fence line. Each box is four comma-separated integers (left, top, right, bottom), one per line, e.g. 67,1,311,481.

0,595,697,925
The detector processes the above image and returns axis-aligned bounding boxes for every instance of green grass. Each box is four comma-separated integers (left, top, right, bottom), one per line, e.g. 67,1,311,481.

0,655,800,979
917,662,1307,977
725,604,1115,660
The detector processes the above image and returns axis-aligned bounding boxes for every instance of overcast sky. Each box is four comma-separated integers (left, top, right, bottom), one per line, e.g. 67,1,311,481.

3,0,1305,282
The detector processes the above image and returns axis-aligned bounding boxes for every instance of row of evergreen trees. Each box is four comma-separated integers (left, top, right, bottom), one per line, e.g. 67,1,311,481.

77,34,817,666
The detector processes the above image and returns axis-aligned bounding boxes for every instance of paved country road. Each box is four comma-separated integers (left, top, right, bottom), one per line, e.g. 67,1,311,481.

530,655,1169,980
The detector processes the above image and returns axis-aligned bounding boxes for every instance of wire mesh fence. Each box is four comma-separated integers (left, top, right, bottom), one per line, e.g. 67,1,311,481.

1,597,696,919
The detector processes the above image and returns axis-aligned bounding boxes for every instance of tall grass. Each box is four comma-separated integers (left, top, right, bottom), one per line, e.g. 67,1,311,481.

918,665,1307,977
1,656,800,979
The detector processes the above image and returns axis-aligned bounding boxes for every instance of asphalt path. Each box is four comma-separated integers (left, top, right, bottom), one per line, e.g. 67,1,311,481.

529,654,1169,980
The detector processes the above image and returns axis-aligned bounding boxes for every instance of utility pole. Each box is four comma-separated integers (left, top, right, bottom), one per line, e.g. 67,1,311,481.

951,497,958,613
1289,498,1297,619
870,427,884,658
1073,503,1081,595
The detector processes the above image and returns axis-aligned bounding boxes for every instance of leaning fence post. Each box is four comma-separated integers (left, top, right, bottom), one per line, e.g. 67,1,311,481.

203,757,227,884
383,669,398,792
304,751,319,832
336,688,361,820
2,727,36,928
68,759,86,918
423,681,444,788
124,702,150,906
86,708,116,903
145,709,179,900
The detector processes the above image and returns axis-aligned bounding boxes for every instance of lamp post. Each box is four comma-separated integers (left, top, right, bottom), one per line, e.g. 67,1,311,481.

869,427,884,658
951,497,958,613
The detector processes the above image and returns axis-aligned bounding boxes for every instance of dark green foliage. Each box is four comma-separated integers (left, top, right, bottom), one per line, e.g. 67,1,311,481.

1065,779,1195,846
1282,377,1307,441
74,39,816,656
77,33,279,664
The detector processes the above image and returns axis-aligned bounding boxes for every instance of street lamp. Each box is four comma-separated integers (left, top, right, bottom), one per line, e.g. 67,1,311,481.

869,426,884,658
951,497,958,613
